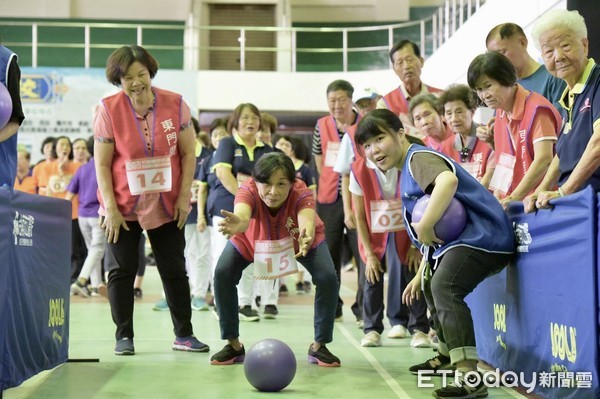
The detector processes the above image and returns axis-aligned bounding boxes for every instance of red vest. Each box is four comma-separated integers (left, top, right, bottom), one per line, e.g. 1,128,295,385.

440,133,494,182
382,85,442,116
100,87,184,216
350,156,411,264
494,90,561,195
316,116,342,204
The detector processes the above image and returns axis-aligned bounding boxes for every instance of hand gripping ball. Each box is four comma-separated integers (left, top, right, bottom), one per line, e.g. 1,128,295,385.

244,339,297,392
412,195,467,242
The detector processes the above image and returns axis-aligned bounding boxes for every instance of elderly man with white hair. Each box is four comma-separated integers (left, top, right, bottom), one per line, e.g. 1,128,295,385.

524,9,600,212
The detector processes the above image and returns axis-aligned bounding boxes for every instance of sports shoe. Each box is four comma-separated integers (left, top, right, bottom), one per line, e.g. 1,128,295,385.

356,319,365,329
433,373,488,398
409,354,455,376
308,344,341,367
210,344,245,365
387,324,409,339
70,280,90,298
153,298,169,311
133,288,143,299
89,287,101,297
263,304,279,319
238,305,260,322
191,296,209,311
173,335,210,352
296,281,305,294
410,330,431,348
114,338,135,355
303,281,312,293
279,284,289,297
360,331,382,347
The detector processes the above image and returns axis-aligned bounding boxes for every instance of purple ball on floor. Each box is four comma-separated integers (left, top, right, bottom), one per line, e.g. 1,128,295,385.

244,339,296,392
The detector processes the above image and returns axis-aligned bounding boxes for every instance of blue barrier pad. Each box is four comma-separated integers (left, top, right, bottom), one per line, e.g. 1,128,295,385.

468,186,599,399
0,188,71,390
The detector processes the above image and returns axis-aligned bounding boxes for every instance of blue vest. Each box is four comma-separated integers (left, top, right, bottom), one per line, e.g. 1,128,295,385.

0,46,18,187
401,145,515,264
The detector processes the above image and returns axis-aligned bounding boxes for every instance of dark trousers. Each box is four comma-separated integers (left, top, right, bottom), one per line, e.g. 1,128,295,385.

363,233,428,334
106,221,192,340
71,219,87,282
214,242,339,343
317,197,360,315
425,246,512,362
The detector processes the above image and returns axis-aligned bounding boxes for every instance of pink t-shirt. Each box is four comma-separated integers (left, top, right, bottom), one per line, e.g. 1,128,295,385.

94,90,191,230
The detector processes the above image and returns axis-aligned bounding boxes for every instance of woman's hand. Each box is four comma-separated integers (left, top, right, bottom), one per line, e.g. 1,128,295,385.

411,221,443,247
365,253,384,284
173,195,191,229
218,210,244,239
295,228,314,258
196,216,207,232
406,246,422,273
100,208,129,244
523,190,560,213
402,274,422,306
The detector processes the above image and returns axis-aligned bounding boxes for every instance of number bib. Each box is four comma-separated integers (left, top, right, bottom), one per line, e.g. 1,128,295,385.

370,199,405,233
489,153,516,195
324,141,340,168
126,156,172,195
253,237,298,280
461,161,481,180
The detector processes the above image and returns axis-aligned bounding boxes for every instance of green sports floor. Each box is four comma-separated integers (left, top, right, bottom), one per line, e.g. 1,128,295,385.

3,267,537,399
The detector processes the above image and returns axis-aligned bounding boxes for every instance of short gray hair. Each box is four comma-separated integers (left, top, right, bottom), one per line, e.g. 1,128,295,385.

531,9,587,51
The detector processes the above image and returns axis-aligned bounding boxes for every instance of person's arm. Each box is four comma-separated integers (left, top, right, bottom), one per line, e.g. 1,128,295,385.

174,125,196,229
523,155,560,213
296,207,316,257
560,127,600,195
218,203,251,239
352,192,383,283
95,140,129,243
197,182,208,232
410,170,458,246
402,256,426,306
505,139,554,201
0,121,19,143
215,165,239,196
0,58,23,143
65,191,75,201
341,174,356,229
313,154,322,175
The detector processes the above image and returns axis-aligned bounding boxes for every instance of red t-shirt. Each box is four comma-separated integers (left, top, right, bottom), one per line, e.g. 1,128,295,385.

231,179,326,261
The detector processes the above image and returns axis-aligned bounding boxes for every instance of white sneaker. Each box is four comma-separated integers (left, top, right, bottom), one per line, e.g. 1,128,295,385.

410,330,431,348
387,324,409,339
360,331,382,347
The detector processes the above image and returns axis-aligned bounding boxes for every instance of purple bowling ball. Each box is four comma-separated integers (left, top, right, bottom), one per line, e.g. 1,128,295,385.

244,339,296,392
412,195,467,242
0,84,12,129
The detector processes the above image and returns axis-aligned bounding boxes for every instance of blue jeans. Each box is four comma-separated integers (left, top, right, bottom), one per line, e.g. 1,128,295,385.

362,233,428,334
425,246,512,364
214,241,339,343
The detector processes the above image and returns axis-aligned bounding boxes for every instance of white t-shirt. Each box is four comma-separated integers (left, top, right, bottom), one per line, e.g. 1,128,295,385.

333,134,355,175
349,157,399,200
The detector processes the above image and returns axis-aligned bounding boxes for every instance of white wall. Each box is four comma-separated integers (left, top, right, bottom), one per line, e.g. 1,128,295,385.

291,0,409,23
421,0,567,89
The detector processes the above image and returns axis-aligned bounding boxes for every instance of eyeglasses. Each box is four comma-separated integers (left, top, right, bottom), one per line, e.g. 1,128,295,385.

460,148,471,163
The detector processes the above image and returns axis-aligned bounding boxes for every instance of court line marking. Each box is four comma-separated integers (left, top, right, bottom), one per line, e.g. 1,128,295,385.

336,323,413,399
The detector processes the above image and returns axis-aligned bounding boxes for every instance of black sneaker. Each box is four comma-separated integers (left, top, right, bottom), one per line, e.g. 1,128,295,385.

335,305,343,322
433,373,488,398
409,354,455,376
263,305,279,319
279,284,289,297
210,344,245,365
307,344,341,367
296,282,305,294
303,281,312,293
114,338,135,356
238,305,260,322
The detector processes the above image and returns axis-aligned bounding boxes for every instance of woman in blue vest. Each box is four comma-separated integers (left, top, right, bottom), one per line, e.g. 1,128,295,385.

355,108,515,399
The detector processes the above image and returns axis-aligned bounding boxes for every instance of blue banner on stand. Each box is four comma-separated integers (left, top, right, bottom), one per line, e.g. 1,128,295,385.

0,188,71,390
468,186,599,399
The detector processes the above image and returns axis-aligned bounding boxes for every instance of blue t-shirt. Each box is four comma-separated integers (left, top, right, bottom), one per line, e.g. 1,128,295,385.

209,135,273,215
556,60,600,192
519,64,566,112
186,146,213,225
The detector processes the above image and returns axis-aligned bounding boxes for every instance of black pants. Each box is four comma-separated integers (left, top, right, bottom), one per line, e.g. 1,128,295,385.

106,221,192,340
317,197,360,315
71,219,87,282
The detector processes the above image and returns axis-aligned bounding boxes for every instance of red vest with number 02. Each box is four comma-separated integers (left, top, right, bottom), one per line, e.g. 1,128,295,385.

351,156,411,264
100,87,183,217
